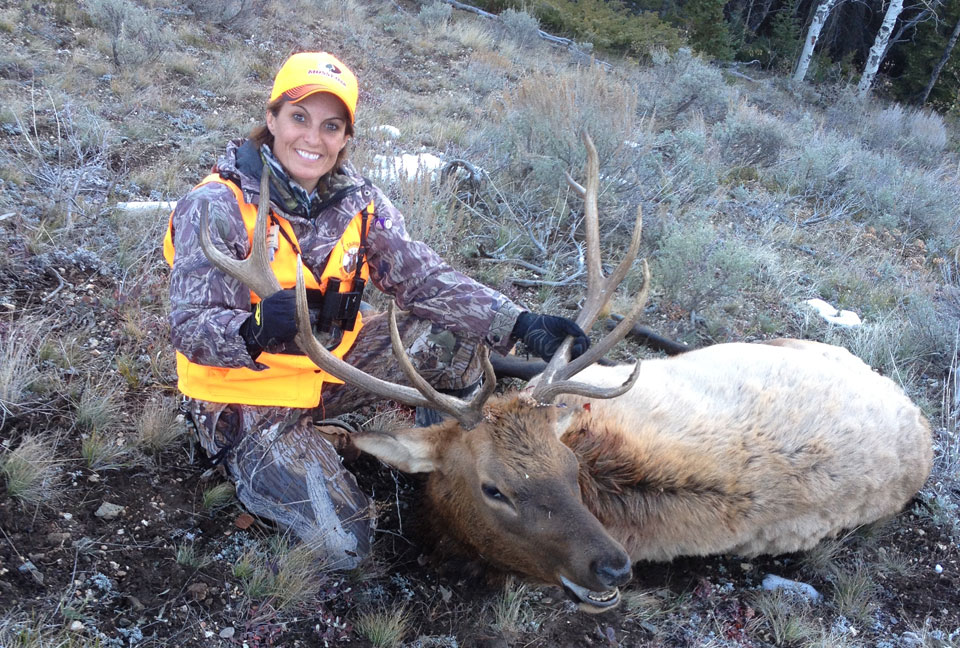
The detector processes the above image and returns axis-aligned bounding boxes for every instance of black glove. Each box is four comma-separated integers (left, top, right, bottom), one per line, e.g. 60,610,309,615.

511,311,590,362
239,289,298,358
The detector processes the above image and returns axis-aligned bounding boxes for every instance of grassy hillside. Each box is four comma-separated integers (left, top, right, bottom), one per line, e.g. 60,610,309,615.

1,0,959,646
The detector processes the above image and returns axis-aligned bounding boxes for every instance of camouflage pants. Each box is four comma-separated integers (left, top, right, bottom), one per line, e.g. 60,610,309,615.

187,310,483,569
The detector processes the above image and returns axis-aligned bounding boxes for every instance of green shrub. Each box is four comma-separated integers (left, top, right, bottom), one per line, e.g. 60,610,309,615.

418,0,452,29
186,0,270,30
644,48,731,125
653,218,765,318
716,102,788,168
87,0,171,69
529,0,682,58
497,8,541,48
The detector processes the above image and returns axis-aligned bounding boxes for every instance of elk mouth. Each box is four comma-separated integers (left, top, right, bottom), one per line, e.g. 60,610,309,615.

559,575,621,612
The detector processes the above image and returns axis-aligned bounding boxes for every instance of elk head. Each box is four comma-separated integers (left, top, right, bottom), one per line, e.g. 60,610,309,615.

198,133,649,612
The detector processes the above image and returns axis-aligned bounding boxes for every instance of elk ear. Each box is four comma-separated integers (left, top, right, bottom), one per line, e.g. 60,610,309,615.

352,427,441,473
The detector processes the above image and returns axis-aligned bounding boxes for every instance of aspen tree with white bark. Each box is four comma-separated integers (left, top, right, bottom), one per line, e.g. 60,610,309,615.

858,0,906,97
793,0,842,82
920,14,960,104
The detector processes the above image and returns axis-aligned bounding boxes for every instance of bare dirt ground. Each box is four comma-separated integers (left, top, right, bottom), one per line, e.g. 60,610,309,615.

1,256,957,646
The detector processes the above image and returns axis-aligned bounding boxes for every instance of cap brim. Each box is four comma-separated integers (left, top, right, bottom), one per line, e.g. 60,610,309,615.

283,84,354,121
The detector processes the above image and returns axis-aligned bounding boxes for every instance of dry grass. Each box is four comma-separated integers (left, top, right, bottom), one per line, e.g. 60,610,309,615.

233,537,330,611
136,397,185,455
750,589,817,646
202,481,235,511
80,431,133,471
489,579,530,634
1,435,64,506
0,318,43,421
355,604,411,648
175,543,212,569
72,378,122,433
829,561,878,627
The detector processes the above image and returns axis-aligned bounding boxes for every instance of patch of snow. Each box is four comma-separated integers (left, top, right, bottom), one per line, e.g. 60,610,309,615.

804,298,862,327
373,124,401,139
370,152,444,184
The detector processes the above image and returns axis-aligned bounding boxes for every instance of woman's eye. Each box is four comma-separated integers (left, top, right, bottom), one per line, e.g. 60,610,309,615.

292,113,305,123
324,122,341,132
482,483,507,502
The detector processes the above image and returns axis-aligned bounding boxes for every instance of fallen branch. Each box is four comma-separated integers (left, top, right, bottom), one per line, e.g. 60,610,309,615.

605,314,690,355
440,0,608,68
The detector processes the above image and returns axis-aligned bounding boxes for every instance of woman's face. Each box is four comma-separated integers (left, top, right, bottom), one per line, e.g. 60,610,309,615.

266,92,351,193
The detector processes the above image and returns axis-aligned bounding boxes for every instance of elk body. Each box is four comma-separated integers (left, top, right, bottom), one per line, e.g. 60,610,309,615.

199,135,932,613
354,339,931,611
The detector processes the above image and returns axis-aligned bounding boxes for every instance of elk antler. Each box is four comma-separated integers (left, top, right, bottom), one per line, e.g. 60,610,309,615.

529,132,650,404
197,171,497,430
199,173,282,300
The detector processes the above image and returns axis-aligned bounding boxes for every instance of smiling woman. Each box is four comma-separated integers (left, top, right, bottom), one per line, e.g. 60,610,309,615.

265,93,351,193
161,51,590,569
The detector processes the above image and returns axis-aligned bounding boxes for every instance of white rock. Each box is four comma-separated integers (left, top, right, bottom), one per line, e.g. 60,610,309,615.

68,620,84,632
804,298,862,327
762,574,822,602
219,627,236,639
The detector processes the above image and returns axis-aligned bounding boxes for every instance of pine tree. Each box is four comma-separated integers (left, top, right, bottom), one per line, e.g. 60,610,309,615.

685,0,735,59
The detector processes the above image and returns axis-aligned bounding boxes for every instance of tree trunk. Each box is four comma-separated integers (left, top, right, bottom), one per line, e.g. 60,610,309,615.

883,5,936,59
749,0,777,31
858,0,905,97
793,0,841,82
920,14,960,104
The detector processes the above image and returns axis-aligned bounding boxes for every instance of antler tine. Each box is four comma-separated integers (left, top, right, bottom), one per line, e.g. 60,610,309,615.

198,172,283,300
530,132,648,403
293,259,496,430
571,131,604,331
386,300,497,429
557,258,649,382
532,359,642,404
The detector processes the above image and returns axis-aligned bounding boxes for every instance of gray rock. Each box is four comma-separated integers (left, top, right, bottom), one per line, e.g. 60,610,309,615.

95,502,125,520
219,627,235,639
762,574,822,602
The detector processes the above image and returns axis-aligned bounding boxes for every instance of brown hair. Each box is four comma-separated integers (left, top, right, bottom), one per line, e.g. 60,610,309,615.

248,95,354,171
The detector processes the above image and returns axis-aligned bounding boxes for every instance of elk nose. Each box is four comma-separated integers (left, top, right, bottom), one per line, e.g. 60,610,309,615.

592,551,632,588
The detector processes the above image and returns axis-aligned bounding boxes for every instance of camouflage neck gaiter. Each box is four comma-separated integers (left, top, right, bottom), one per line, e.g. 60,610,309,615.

260,144,317,219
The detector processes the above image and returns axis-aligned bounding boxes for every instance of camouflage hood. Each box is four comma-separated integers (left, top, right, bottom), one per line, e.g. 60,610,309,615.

215,139,364,220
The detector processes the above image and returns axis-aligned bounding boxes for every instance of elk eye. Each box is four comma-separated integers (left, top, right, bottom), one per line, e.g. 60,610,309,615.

481,483,508,503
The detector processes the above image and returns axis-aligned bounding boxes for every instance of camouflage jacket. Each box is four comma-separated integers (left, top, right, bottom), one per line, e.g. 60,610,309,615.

168,139,522,370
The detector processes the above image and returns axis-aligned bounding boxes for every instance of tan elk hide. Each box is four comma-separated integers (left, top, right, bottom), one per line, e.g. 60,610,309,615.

198,133,932,613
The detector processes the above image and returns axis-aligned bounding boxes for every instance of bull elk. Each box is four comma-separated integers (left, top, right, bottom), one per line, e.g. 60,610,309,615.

199,134,933,613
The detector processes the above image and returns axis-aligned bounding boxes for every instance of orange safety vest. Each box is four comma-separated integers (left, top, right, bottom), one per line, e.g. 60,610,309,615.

163,174,373,407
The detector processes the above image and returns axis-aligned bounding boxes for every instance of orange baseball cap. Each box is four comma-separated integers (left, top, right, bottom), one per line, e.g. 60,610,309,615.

269,52,358,124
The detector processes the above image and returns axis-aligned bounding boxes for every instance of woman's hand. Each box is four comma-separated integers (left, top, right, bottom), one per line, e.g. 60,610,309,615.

239,289,298,358
511,312,590,362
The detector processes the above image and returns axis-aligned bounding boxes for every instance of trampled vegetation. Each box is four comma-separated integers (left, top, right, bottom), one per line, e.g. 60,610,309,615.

0,0,959,646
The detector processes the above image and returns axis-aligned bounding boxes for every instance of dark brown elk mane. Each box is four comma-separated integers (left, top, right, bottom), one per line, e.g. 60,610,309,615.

561,413,756,529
